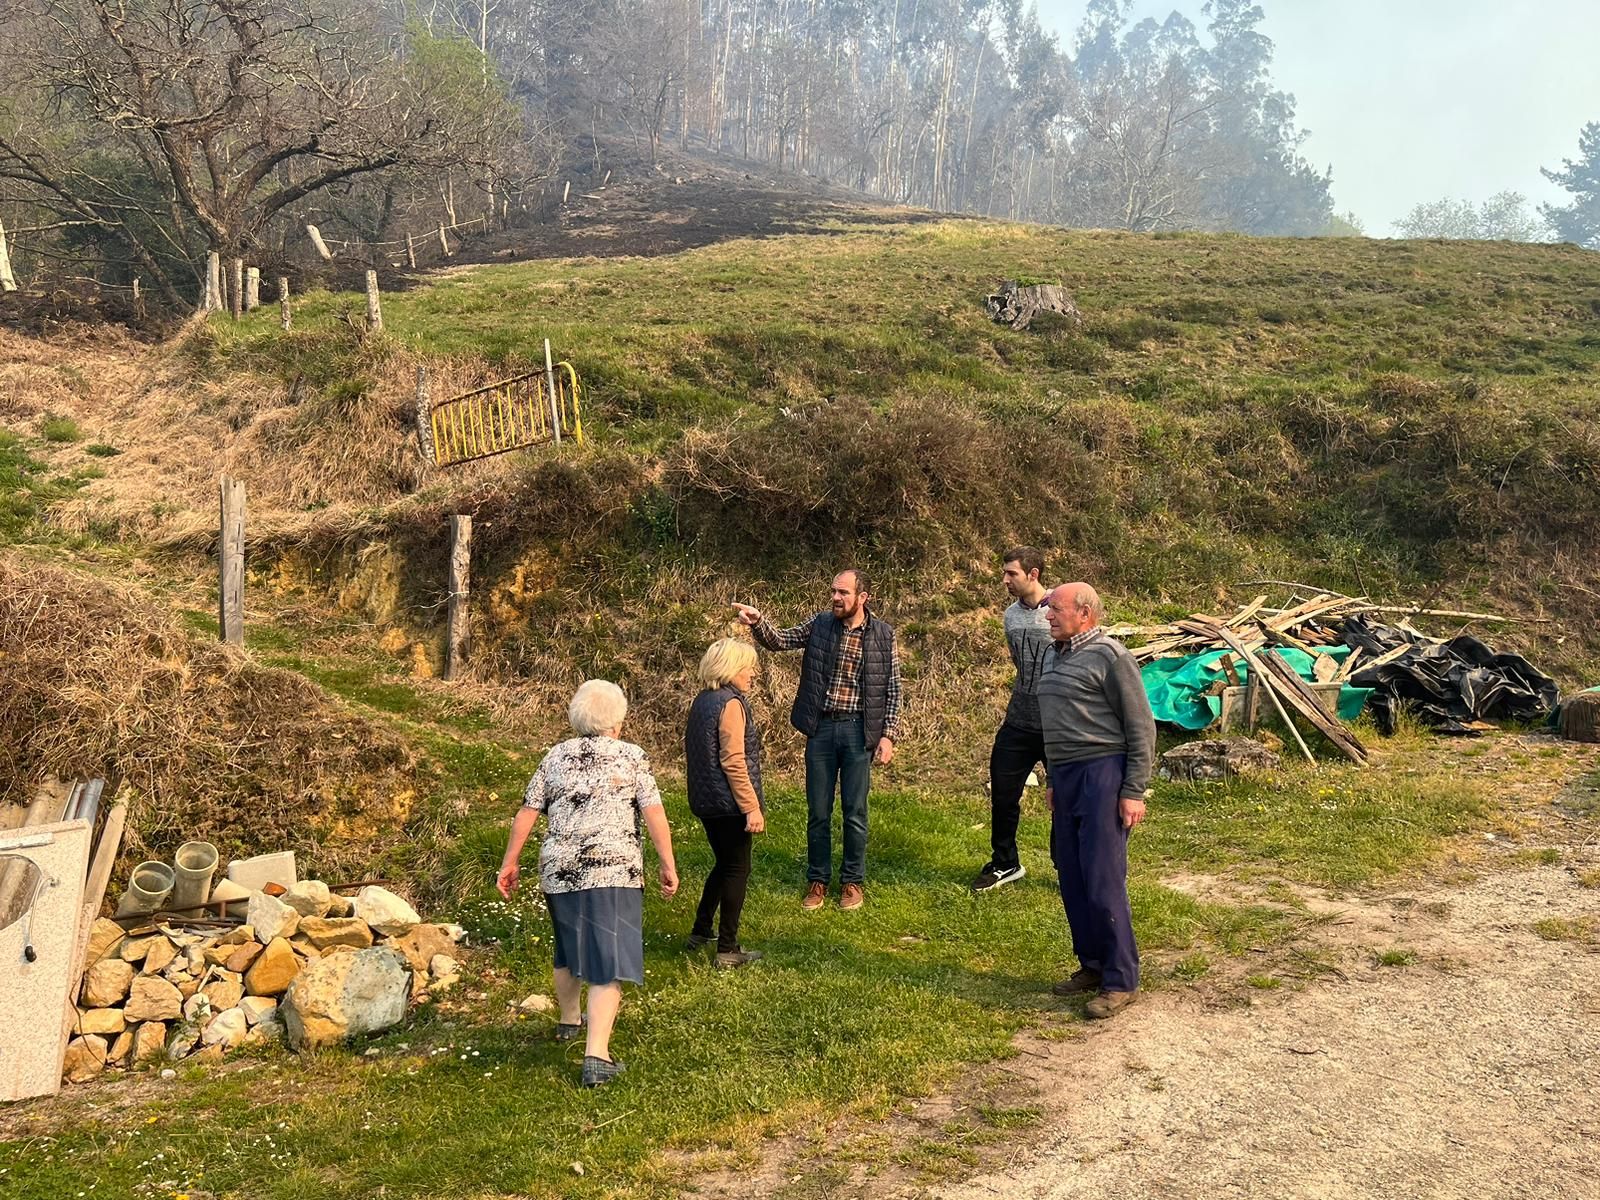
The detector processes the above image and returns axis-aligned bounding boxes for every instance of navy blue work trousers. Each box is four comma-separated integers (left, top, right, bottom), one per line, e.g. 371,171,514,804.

804,715,871,885
1048,754,1139,992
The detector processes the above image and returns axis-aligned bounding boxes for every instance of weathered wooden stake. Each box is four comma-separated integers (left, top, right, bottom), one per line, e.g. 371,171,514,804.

245,267,260,310
544,338,561,446
405,233,417,269
306,224,333,260
415,365,435,465
365,269,383,332
131,277,141,303
0,218,16,292
278,276,291,331
230,257,244,320
437,222,451,257
201,251,222,312
218,475,246,646
562,180,571,205
602,169,611,187
445,515,471,680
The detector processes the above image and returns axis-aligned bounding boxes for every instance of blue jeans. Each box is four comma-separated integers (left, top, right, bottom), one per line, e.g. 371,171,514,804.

1048,755,1139,992
804,716,872,884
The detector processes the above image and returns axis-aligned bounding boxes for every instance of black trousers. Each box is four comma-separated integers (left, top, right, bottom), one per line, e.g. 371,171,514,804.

988,720,1047,872
692,813,753,952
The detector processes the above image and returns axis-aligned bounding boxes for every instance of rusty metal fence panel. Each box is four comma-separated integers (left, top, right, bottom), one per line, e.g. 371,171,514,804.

427,362,584,467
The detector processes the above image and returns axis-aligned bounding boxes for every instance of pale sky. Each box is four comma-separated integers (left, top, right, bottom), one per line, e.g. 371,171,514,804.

1035,0,1600,233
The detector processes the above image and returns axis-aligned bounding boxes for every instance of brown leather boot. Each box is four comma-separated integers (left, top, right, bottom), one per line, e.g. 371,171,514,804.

839,883,865,911
1051,968,1102,997
1085,989,1139,1019
801,881,827,910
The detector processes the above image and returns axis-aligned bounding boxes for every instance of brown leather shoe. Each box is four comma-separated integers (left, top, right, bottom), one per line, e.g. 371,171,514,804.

1085,989,1139,1019
839,883,865,911
1051,967,1103,997
801,881,827,910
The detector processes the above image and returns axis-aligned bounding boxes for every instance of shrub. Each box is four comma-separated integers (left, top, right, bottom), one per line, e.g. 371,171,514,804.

41,414,82,442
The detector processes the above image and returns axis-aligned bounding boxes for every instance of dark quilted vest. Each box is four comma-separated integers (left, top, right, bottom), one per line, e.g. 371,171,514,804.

685,686,764,819
790,613,896,748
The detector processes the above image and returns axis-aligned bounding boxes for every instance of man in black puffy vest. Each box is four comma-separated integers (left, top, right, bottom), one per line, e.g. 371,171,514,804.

735,569,902,911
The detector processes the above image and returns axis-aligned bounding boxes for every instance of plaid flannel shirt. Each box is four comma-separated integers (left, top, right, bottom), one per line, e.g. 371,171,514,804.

754,612,903,741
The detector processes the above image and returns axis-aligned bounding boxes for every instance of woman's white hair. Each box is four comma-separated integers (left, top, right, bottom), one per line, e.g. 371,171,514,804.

568,679,628,736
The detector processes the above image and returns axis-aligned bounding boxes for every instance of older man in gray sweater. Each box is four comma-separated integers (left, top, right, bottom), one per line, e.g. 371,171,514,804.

1035,582,1156,1019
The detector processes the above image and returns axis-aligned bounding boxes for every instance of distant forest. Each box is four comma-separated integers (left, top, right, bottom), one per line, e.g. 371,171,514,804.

0,0,1362,305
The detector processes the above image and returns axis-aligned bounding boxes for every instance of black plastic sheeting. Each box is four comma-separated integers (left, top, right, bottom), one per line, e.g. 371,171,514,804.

1343,616,1560,735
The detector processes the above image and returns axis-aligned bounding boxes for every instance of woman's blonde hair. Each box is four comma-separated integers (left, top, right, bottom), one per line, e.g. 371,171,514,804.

697,637,758,689
568,679,628,736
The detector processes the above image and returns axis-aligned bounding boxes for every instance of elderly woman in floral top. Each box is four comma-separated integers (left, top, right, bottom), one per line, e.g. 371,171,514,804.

497,679,678,1088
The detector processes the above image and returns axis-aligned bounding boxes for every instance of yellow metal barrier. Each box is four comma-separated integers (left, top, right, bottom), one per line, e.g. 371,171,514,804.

426,363,584,467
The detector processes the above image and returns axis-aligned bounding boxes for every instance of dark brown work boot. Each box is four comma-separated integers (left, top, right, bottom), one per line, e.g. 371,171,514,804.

801,881,827,910
839,883,865,911
1051,968,1103,997
1085,989,1139,1020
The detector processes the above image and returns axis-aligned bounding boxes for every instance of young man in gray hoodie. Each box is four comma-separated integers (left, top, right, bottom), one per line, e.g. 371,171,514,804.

1036,582,1156,1019
971,546,1053,893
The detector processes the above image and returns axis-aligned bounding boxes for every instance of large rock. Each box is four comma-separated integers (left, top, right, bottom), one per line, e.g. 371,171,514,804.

281,947,410,1050
202,977,245,1012
326,893,355,918
132,1021,167,1064
120,935,155,963
81,957,135,1007
83,916,125,965
62,1036,108,1084
142,936,179,976
390,923,454,972
202,1007,250,1051
225,942,264,974
352,886,419,936
283,880,333,918
244,937,301,996
1158,737,1282,782
240,996,278,1026
296,916,373,951
107,1029,135,1068
77,1007,126,1036
247,892,301,943
124,976,183,1022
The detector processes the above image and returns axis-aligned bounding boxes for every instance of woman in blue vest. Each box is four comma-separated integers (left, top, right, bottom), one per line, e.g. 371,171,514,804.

684,638,766,968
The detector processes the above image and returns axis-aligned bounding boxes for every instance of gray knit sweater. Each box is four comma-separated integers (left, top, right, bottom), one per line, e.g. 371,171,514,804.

1002,596,1054,731
1035,630,1157,798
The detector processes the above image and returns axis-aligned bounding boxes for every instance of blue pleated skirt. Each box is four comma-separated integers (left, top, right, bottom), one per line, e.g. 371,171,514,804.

544,886,644,985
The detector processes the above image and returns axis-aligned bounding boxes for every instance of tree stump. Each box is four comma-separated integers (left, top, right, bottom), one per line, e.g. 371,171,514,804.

985,280,1082,331
1558,692,1600,743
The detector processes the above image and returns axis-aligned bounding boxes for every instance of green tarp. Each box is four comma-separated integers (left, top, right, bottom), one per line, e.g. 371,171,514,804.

1142,646,1372,731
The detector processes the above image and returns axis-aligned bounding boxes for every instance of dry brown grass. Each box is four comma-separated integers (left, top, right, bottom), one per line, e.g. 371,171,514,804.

0,553,420,883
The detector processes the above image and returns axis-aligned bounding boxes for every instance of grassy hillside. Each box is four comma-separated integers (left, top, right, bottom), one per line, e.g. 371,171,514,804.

135,219,1600,753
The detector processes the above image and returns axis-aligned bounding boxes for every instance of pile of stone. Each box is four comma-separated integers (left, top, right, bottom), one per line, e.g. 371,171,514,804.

62,882,464,1084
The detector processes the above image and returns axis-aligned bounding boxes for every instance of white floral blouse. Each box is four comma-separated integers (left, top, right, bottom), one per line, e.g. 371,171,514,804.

522,736,663,894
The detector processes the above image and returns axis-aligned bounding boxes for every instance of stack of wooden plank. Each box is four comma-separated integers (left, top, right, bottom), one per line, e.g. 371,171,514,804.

1103,585,1519,767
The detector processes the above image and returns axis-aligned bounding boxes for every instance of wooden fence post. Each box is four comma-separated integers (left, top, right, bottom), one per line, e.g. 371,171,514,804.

278,276,291,331
201,251,222,312
131,277,141,303
365,269,383,332
415,365,434,465
0,218,16,292
562,180,571,205
218,475,246,646
306,224,333,260
445,515,471,680
544,338,562,446
230,257,244,320
405,233,417,269
437,222,451,257
245,267,260,311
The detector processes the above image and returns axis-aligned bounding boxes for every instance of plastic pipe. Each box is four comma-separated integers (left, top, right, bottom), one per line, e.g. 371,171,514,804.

115,861,175,917
169,841,219,913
